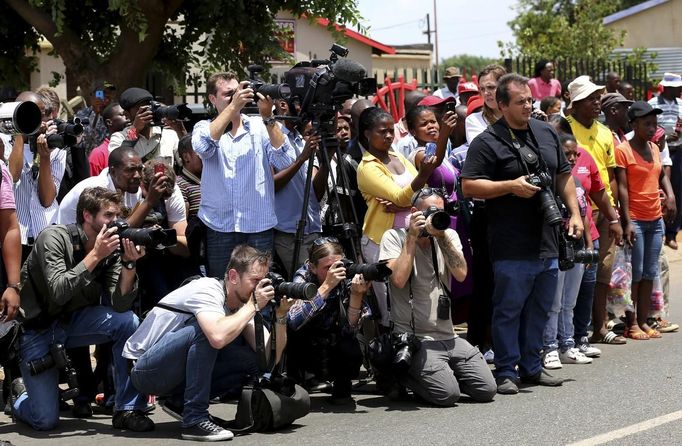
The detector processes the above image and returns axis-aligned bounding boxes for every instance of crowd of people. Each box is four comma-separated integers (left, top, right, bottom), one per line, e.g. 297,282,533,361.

0,58,680,442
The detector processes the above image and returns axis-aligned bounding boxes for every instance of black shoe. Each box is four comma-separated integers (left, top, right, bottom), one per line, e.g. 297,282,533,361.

495,377,519,395
159,399,183,422
10,378,25,400
112,410,155,432
181,419,234,441
520,369,564,387
72,401,93,418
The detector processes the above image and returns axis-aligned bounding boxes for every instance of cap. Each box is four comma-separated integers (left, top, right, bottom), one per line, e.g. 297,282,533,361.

119,87,153,110
600,92,633,112
443,67,461,79
659,72,682,87
627,100,663,121
568,75,605,103
418,95,455,107
457,82,479,94
466,95,484,116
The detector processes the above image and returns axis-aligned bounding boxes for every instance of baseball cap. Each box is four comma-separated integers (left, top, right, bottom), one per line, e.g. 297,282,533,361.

443,67,461,79
457,82,479,95
466,95,484,116
627,101,663,121
600,92,633,112
418,96,455,107
568,75,605,103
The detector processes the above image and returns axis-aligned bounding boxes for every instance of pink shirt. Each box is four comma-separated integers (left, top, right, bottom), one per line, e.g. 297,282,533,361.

528,77,562,101
0,162,15,210
89,138,110,177
572,147,604,241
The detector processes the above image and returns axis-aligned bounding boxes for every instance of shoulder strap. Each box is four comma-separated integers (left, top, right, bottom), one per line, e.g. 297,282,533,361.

66,224,85,263
156,302,194,316
253,307,277,373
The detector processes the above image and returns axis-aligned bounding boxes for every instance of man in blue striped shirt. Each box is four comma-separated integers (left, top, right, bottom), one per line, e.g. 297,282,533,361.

192,71,292,278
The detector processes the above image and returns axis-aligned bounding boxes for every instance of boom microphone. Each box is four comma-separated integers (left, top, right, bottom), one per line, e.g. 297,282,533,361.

331,59,367,83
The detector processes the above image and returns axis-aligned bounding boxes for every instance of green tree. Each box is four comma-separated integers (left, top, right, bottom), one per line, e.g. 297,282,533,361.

499,0,625,60
3,0,361,95
440,54,502,79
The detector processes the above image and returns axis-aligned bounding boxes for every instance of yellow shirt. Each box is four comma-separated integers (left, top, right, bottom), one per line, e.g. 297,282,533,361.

567,115,617,207
357,150,418,244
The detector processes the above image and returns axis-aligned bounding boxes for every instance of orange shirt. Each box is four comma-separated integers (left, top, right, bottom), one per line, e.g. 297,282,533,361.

615,140,662,221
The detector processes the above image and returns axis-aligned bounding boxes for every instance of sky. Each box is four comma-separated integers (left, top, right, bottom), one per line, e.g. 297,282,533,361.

356,0,518,60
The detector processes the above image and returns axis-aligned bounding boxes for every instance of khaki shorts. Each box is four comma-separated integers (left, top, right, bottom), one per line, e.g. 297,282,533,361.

594,210,617,285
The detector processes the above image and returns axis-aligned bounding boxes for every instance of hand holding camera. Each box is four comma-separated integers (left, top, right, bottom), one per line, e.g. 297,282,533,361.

120,238,146,263
93,224,121,260
440,110,458,135
407,210,426,238
145,170,170,206
231,81,255,114
302,134,321,160
254,278,275,310
133,105,153,133
350,274,370,296
324,260,347,290
511,175,541,198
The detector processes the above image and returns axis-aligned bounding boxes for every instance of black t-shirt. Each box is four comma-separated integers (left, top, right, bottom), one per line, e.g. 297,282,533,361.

461,118,571,261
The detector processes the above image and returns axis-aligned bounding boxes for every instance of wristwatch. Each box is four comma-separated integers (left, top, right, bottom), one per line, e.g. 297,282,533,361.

122,260,137,270
6,283,20,292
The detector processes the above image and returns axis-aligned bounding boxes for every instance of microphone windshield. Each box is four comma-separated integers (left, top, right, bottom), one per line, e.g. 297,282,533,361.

332,59,367,83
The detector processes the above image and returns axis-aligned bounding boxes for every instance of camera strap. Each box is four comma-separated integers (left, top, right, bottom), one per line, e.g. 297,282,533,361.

428,237,449,297
253,304,277,374
407,279,417,337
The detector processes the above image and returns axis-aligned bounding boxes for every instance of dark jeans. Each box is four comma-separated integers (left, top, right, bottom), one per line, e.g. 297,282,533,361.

466,202,494,350
206,228,273,278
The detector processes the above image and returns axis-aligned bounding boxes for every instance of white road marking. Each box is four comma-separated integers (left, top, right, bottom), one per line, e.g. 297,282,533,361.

567,409,682,446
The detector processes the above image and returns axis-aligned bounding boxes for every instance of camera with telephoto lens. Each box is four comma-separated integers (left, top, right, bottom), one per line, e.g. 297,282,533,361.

420,206,450,237
340,258,392,282
392,332,420,372
27,343,80,401
46,117,85,148
149,101,191,126
525,169,562,227
265,272,317,304
558,230,599,271
107,218,177,250
247,65,292,100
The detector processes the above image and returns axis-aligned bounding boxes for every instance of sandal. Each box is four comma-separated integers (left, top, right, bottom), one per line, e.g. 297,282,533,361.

589,331,627,344
645,328,662,339
624,328,650,340
648,317,680,333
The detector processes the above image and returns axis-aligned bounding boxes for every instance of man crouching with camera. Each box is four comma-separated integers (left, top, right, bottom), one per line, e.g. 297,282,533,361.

124,245,292,441
378,188,497,406
286,237,373,405
12,187,150,431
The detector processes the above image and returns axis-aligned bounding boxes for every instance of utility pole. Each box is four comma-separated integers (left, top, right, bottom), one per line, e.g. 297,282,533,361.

434,0,439,79
423,12,437,86
423,13,432,44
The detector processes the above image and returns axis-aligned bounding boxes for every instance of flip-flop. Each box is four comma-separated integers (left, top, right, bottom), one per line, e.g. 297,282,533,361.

645,328,662,339
590,331,627,344
624,329,649,340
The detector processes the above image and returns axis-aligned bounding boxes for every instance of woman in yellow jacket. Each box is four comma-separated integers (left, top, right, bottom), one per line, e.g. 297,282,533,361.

357,107,437,326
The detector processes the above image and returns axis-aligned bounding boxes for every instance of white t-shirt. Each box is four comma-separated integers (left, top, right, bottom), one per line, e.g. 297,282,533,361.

123,277,227,359
465,112,489,145
433,87,458,102
56,168,187,225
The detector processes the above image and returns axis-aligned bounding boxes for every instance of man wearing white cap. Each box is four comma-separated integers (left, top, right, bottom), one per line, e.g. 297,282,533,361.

649,72,682,248
434,67,461,102
566,75,626,346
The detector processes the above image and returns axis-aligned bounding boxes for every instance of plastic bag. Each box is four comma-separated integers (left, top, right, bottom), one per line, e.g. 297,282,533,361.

607,245,633,316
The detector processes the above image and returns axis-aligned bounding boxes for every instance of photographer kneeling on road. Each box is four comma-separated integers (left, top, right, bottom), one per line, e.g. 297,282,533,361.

461,73,584,395
124,245,292,442
12,187,151,432
286,237,371,404
378,188,497,406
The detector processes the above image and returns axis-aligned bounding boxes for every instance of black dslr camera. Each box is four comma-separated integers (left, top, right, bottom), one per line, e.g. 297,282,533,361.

265,272,317,303
27,343,79,401
393,332,420,372
340,258,392,281
247,65,291,100
558,230,599,271
517,144,562,227
46,117,85,148
107,218,177,250
420,206,451,237
149,101,191,126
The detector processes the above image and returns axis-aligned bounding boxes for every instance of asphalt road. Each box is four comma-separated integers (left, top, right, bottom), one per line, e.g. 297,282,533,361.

2,250,682,446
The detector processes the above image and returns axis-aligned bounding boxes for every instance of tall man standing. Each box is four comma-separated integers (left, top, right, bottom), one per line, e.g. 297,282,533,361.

462,74,583,394
192,72,292,278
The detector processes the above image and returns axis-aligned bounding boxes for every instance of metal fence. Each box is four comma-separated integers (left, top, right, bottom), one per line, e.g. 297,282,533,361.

504,57,651,100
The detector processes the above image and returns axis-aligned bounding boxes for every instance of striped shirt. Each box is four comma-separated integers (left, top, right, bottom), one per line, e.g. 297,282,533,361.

176,169,201,219
15,144,66,244
649,95,682,148
192,115,291,233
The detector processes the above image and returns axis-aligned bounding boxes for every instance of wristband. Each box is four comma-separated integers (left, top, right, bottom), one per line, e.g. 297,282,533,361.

263,116,277,127
276,315,287,325
609,219,620,225
6,283,20,292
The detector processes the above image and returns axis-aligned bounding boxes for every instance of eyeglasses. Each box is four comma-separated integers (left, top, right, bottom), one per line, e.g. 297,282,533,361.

411,187,447,206
312,236,339,246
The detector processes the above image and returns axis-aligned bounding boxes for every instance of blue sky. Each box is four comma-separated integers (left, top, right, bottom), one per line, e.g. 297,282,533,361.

356,0,518,59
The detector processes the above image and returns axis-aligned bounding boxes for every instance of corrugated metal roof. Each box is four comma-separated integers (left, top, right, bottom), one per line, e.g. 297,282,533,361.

603,0,669,25
612,47,682,79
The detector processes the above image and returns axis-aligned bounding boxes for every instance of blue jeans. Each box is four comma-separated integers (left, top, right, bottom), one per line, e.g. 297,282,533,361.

14,306,146,431
631,219,663,282
211,336,259,399
543,264,585,351
573,240,598,340
206,228,273,278
491,258,559,379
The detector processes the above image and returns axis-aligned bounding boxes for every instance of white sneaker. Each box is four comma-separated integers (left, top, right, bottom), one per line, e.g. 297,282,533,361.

560,347,593,364
543,350,562,369
578,337,602,358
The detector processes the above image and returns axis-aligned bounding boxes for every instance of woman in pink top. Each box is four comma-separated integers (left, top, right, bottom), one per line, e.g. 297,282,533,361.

528,60,562,101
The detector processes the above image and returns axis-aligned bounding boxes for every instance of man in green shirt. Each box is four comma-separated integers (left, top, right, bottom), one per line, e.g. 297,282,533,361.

11,187,151,432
